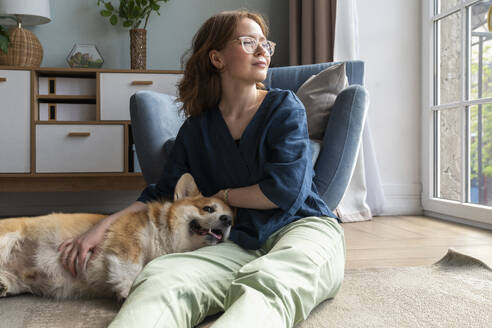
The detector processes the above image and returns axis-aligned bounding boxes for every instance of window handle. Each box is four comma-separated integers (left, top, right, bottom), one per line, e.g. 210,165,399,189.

0,77,6,82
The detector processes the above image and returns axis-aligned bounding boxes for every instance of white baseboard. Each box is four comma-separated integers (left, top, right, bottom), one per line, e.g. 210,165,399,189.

380,183,423,216
424,210,492,231
0,191,141,218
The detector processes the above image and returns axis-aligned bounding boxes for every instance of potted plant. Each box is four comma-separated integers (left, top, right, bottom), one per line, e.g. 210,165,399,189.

97,0,170,70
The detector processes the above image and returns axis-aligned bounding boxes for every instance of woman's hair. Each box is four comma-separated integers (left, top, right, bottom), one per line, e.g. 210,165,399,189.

177,10,270,118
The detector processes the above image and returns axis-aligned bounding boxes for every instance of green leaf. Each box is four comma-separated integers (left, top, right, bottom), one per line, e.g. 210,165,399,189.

97,0,169,27
119,5,128,19
110,14,118,25
105,2,114,11
132,7,141,19
100,10,112,17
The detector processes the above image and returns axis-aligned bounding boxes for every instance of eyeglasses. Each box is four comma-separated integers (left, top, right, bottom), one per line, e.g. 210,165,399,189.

234,36,276,56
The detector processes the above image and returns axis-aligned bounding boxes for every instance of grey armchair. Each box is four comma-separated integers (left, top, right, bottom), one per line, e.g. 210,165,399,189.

130,60,368,211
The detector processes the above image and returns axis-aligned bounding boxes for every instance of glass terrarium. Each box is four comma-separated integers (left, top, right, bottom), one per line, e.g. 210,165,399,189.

66,44,104,68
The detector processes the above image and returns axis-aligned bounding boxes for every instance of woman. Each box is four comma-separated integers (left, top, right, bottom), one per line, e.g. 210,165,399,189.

59,10,346,328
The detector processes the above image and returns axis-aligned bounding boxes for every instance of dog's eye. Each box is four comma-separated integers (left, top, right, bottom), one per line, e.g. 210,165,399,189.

203,206,215,213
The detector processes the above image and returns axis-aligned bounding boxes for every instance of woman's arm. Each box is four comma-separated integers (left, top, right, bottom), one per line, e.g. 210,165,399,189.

213,184,278,210
59,201,148,277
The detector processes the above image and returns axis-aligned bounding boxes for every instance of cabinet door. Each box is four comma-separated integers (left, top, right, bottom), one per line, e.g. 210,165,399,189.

0,70,30,173
100,73,182,120
36,125,124,173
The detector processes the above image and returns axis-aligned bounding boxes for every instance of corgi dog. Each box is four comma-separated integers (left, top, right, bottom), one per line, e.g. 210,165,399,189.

0,173,233,300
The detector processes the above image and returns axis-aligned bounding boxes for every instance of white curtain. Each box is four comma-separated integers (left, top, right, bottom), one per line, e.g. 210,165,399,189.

333,0,385,220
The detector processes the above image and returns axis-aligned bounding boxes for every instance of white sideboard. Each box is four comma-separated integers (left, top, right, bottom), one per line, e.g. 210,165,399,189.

0,67,182,191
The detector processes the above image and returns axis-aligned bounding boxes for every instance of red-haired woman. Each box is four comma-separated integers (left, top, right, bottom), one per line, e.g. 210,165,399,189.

59,10,345,328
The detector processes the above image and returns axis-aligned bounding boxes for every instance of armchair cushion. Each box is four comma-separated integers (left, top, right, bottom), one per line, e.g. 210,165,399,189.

296,63,348,140
130,91,185,184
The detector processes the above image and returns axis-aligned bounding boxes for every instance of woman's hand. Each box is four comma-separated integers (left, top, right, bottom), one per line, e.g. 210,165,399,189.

57,220,108,277
57,201,147,278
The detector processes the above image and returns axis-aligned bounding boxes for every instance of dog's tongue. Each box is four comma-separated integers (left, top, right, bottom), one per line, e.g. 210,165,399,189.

207,229,222,240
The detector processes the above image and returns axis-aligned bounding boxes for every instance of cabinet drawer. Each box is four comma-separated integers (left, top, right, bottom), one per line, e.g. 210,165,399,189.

36,125,124,173
0,70,30,173
100,73,182,120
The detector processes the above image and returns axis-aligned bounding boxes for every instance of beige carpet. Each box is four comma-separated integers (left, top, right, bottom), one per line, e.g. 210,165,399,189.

0,249,490,328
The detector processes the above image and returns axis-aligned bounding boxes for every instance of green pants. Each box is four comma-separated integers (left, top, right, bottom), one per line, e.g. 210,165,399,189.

109,216,346,328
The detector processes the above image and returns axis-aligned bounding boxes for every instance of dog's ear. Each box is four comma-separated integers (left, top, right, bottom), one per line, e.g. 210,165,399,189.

174,173,202,200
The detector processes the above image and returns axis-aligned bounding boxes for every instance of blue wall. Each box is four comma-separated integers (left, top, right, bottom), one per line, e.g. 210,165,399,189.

31,0,289,69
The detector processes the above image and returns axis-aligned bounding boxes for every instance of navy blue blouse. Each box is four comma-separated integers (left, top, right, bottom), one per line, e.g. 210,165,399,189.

137,88,337,250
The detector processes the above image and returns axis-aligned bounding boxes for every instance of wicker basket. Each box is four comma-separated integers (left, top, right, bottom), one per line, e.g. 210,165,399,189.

130,29,147,70
0,27,43,67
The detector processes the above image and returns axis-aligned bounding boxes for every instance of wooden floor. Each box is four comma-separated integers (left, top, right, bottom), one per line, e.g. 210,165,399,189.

343,215,492,269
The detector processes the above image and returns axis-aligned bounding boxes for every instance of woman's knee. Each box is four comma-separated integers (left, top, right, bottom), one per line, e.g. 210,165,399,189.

268,216,345,266
252,216,346,301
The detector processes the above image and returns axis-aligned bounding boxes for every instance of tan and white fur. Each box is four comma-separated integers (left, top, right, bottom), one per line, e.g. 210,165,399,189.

0,173,233,300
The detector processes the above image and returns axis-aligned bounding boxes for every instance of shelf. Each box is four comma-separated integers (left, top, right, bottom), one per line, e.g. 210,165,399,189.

0,172,143,177
37,95,96,103
37,69,97,78
35,121,130,125
0,175,146,192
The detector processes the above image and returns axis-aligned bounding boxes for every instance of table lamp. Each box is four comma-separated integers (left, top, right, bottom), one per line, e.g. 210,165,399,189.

0,0,51,67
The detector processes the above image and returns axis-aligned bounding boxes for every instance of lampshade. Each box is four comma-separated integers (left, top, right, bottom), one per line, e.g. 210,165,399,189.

0,0,51,26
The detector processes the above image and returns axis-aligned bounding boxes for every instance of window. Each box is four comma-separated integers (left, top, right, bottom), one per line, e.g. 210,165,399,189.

422,0,492,226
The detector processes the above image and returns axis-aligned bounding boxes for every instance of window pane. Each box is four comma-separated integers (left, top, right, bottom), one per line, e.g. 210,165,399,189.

438,0,461,15
438,108,462,201
470,1,492,100
470,104,492,205
439,11,462,104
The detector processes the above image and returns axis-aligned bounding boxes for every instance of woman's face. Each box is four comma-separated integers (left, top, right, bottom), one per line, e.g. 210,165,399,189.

212,18,271,85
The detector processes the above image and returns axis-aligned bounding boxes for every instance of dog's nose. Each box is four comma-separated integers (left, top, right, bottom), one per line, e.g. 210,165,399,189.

220,215,232,226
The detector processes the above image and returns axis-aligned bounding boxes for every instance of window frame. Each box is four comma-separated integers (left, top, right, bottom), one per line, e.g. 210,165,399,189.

422,0,492,226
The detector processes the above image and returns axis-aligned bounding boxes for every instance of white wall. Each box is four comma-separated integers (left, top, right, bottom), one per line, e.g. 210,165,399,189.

357,0,423,215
